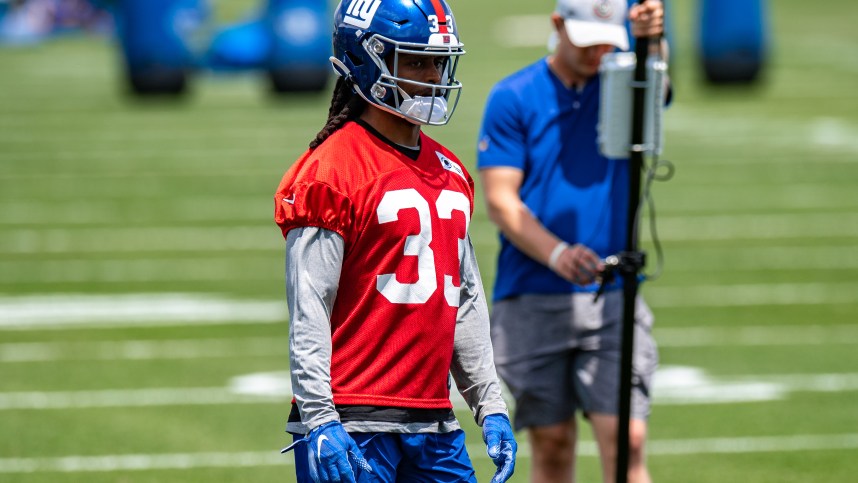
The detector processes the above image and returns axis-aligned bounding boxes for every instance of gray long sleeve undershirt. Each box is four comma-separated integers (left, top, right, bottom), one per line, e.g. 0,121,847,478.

284,226,508,435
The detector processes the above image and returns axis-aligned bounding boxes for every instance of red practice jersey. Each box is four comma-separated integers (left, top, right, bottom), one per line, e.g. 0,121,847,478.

274,121,475,410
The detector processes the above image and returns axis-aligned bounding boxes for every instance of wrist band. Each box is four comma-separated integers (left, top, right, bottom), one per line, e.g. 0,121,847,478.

548,241,569,271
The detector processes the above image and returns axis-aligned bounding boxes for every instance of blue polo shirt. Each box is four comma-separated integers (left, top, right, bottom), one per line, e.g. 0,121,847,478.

477,58,629,301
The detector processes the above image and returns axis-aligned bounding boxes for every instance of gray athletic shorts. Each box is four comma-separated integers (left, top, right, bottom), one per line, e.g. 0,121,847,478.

491,291,658,431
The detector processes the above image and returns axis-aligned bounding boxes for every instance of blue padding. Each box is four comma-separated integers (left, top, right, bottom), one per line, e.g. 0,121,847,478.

114,0,209,71
265,0,331,70
699,0,768,82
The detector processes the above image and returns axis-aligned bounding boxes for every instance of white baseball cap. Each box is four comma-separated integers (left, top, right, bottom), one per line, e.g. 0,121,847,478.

556,0,629,50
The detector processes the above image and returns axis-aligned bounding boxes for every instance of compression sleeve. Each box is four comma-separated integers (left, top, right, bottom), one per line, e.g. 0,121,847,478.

450,235,509,425
285,226,344,430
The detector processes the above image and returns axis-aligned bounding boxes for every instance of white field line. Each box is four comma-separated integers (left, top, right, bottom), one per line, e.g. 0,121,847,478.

653,212,858,241
0,286,855,334
0,127,289,144
0,102,295,118
645,282,858,308
0,294,287,330
654,324,858,347
0,258,282,284
3,213,857,259
0,169,273,181
645,433,858,456
3,435,858,473
0,198,269,225
0,337,286,362
3,369,857,411
0,387,284,410
663,245,858,271
811,117,858,151
735,374,858,393
657,184,858,211
0,147,284,163
0,451,289,473
652,367,858,405
0,226,278,255
3,324,858,362
0,110,301,126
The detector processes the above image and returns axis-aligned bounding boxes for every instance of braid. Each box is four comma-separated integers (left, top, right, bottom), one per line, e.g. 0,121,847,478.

309,77,367,149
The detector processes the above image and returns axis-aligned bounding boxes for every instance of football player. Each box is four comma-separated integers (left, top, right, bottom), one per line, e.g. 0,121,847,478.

274,1,517,482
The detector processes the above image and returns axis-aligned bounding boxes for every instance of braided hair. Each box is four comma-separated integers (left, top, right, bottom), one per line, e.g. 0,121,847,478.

309,77,368,149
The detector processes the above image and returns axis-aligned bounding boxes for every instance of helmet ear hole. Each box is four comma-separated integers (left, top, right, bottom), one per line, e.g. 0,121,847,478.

346,51,364,67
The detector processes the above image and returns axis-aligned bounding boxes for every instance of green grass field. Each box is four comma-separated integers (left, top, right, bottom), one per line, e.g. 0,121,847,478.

2,0,857,481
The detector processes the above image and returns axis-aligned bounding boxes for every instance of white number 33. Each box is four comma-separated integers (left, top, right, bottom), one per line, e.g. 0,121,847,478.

376,189,469,307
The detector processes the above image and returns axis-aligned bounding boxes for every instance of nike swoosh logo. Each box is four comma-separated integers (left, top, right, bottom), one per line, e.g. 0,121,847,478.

316,434,329,464
283,194,296,204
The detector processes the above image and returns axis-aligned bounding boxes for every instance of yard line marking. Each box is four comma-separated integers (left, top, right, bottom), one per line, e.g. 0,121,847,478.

0,258,282,284
4,368,856,411
0,169,273,181
0,126,292,144
654,212,858,241
647,282,858,308
0,451,289,473
3,434,858,473
811,117,858,151
0,387,283,410
657,185,858,213
0,146,285,165
656,324,858,347
662,245,858,271
646,433,858,456
0,198,268,225
5,324,857,362
653,367,858,405
0,294,286,330
0,226,278,255
0,337,286,362
1,285,856,335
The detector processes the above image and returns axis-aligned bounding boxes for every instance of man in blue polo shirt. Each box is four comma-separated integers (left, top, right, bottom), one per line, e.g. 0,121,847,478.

477,0,667,482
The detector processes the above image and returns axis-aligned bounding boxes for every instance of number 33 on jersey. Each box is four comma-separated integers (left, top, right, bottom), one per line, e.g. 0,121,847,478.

274,122,475,408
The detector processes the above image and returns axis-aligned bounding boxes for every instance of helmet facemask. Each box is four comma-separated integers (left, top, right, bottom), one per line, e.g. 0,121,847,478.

361,34,464,126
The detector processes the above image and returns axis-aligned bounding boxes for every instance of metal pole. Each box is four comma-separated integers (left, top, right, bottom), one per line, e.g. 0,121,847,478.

615,19,651,483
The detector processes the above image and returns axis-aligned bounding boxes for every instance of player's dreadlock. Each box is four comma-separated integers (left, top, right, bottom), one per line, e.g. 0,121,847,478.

309,77,367,149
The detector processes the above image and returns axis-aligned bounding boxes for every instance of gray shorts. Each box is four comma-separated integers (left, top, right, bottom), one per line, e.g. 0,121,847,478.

491,292,658,431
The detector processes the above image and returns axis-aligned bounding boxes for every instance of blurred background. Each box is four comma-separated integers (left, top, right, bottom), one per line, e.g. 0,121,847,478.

1,0,857,482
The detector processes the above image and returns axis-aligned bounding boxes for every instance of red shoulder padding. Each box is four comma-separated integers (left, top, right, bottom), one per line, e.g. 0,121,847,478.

275,180,353,240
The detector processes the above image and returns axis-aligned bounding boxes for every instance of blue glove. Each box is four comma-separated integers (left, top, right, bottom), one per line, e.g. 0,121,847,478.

482,414,517,483
282,421,371,483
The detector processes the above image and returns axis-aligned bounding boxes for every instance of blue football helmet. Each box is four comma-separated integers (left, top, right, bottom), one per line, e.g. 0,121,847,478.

330,0,465,126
